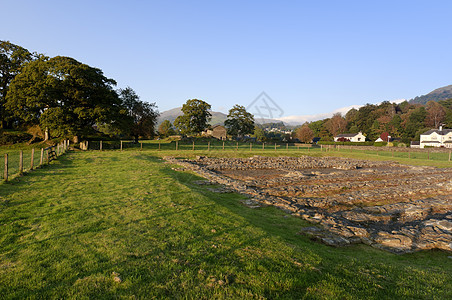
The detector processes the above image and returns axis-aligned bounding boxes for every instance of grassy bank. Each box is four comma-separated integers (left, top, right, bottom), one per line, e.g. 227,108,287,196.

0,150,451,299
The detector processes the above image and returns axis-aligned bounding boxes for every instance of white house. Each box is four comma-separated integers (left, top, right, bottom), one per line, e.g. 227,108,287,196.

334,132,366,142
419,126,452,148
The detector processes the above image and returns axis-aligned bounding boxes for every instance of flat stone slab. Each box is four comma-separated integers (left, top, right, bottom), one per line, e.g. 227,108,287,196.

165,156,452,253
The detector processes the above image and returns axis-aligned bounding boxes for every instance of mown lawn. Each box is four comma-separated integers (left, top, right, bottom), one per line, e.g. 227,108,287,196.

0,150,451,299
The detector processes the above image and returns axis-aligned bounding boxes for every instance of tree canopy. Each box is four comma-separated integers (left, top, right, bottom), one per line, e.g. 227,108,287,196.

158,120,175,137
6,56,121,137
174,99,211,135
0,40,36,128
118,87,159,142
224,105,255,138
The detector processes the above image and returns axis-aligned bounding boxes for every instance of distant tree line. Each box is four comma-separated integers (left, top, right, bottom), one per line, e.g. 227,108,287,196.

0,40,158,142
295,100,452,144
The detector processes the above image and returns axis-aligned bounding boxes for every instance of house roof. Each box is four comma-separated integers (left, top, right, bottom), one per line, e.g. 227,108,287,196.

335,133,360,138
421,140,440,143
421,129,452,136
410,141,420,145
211,125,225,129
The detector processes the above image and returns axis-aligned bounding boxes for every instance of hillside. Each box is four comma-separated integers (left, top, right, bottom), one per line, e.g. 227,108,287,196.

409,84,452,104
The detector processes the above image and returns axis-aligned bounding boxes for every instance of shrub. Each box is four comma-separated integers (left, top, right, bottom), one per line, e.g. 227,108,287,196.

0,131,33,145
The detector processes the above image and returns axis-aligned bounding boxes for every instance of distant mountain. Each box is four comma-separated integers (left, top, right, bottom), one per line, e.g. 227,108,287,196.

158,107,284,126
409,85,452,105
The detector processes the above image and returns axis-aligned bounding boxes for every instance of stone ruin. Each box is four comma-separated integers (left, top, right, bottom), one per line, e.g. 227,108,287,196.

165,155,452,253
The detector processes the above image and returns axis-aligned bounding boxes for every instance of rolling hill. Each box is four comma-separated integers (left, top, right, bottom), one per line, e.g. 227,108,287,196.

409,84,452,104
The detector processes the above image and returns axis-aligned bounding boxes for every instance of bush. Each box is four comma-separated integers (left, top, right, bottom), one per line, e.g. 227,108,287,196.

0,131,33,145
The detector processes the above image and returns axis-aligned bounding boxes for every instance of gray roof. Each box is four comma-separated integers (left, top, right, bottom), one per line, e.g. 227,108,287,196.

410,141,420,145
336,133,360,138
421,140,440,143
421,129,452,136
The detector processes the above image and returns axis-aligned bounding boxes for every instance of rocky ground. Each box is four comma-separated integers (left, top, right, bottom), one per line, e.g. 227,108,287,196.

165,156,452,253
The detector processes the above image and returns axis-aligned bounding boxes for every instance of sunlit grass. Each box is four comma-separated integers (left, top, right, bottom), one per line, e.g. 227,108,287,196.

0,150,451,298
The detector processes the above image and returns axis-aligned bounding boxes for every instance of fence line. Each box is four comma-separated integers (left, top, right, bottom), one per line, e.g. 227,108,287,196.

1,140,69,182
83,140,452,163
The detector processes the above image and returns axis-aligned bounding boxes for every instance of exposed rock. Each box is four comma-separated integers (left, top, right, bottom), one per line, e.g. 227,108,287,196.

164,155,452,253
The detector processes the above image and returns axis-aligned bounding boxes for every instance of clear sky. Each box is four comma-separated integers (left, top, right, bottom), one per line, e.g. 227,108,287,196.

3,0,452,121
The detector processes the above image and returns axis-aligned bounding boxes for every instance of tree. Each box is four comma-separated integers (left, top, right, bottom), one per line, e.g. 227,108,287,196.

5,56,121,137
0,40,36,128
296,123,314,143
425,101,446,128
253,126,266,142
224,105,255,138
174,99,211,135
403,106,427,141
325,113,347,136
119,87,159,143
158,120,175,137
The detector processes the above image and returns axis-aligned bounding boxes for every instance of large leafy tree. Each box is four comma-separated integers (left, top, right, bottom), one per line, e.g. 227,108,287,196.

224,104,254,138
0,40,36,128
325,113,347,137
119,87,159,142
296,123,314,143
5,56,121,137
174,99,211,135
425,101,446,129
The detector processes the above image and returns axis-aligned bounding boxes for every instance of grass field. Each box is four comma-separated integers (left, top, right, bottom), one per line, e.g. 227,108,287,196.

1,149,451,299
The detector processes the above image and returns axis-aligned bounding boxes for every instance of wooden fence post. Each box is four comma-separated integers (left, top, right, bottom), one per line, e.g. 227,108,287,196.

4,154,8,182
30,148,35,170
19,150,23,175
321,145,323,151
140,142,143,151
236,142,239,151
193,141,195,151
100,140,103,151
250,143,252,151
262,143,265,150
449,151,451,162
40,148,44,166
286,143,288,150
208,141,210,151
223,141,225,150
120,140,123,151
176,141,178,151
275,143,277,151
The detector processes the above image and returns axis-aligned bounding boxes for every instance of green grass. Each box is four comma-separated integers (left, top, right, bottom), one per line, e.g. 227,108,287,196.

0,150,451,299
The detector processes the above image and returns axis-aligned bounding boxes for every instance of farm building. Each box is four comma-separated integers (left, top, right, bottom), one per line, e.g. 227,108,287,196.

334,132,366,142
203,125,227,140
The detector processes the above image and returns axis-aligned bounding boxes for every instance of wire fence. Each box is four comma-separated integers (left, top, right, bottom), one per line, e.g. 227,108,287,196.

1,140,69,181
86,140,452,162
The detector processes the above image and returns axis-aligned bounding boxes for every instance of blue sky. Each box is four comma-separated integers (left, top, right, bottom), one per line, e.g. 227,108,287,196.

3,0,452,122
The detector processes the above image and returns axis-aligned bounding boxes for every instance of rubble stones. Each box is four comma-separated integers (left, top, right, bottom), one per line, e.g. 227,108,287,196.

165,155,452,253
